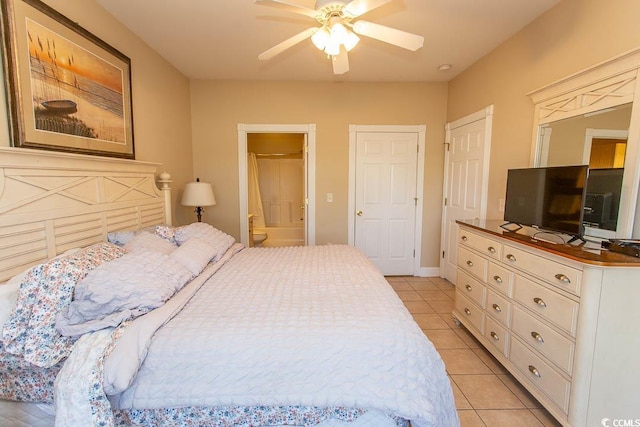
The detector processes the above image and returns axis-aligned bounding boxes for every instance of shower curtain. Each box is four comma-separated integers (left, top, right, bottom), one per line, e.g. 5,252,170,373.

248,152,266,228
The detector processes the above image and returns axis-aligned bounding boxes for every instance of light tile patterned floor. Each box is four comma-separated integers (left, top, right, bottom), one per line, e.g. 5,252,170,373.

386,276,562,427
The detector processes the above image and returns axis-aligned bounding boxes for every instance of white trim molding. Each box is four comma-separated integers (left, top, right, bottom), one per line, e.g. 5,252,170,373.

237,123,316,247
439,106,494,280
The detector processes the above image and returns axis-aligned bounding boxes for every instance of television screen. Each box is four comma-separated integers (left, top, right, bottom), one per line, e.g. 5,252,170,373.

504,165,589,236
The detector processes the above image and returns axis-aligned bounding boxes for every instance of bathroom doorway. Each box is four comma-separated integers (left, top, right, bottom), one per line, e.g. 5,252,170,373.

237,124,316,247
249,133,305,247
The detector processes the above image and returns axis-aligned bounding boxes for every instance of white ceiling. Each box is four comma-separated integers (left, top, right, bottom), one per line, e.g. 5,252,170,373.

96,0,561,82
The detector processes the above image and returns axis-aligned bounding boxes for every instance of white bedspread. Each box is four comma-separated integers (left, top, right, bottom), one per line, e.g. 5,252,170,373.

106,245,457,427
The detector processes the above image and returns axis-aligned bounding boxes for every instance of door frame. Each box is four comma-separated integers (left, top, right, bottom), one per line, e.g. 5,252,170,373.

237,123,316,247
348,124,426,275
582,128,629,164
439,106,493,278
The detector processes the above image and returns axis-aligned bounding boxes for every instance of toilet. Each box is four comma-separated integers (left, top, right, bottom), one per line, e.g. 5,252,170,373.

253,230,268,247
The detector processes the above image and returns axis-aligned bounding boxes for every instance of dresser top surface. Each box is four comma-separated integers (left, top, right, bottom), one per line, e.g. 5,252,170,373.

458,219,640,267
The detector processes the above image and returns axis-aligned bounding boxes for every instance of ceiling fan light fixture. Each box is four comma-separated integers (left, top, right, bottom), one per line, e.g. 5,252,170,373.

318,20,359,54
311,27,330,50
330,22,348,40
324,37,341,56
343,30,360,51
256,0,423,75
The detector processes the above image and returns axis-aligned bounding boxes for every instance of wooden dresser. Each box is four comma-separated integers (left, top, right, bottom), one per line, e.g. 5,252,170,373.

453,220,640,426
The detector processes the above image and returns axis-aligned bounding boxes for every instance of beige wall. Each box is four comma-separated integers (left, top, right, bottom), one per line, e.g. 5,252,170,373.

190,81,448,268
447,0,640,221
0,0,194,224
5,0,639,269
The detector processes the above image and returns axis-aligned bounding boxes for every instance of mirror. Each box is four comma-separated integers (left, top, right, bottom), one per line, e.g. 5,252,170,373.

529,49,640,240
536,104,631,236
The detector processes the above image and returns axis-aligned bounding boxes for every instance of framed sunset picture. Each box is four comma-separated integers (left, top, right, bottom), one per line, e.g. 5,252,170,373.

0,0,134,158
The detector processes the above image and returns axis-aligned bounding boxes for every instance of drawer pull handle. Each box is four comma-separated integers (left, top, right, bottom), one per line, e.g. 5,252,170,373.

466,260,474,267
490,331,499,341
464,308,471,315
488,246,496,254
528,365,542,378
533,297,547,308
531,331,544,343
465,284,473,292
506,254,517,262
461,235,468,241
492,303,502,313
555,273,571,284
493,275,503,284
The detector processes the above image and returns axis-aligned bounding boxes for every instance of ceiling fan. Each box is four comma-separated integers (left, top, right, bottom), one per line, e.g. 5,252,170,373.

255,0,424,75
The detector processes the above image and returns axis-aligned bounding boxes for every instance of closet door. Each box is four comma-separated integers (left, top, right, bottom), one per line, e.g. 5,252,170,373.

354,131,418,275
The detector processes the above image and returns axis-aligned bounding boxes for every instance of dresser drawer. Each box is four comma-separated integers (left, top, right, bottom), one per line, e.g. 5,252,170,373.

486,288,511,327
487,262,514,296
502,244,582,296
513,275,579,337
512,306,575,375
454,291,485,334
456,269,486,308
458,246,488,282
510,337,571,414
484,316,509,357
459,229,502,260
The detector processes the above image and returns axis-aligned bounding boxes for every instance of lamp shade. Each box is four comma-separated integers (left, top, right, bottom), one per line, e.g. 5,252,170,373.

181,180,216,207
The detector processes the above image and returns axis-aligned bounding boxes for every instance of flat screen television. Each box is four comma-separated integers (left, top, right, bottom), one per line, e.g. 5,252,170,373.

503,165,589,238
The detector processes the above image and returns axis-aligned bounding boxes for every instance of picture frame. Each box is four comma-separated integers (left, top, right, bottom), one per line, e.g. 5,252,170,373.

0,0,135,159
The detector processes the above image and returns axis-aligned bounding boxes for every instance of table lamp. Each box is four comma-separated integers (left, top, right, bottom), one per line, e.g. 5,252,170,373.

181,178,216,222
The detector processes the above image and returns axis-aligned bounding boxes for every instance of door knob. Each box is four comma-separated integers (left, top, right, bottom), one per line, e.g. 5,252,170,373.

356,210,363,216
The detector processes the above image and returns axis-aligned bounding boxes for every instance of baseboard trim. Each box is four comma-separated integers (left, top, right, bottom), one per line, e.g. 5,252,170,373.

415,267,441,278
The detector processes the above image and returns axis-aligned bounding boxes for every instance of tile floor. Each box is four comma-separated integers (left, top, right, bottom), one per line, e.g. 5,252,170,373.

386,276,562,427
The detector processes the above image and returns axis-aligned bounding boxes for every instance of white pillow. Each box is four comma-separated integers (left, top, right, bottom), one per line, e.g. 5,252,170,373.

170,238,217,276
124,231,176,255
108,225,177,247
174,223,235,261
56,249,192,337
0,281,21,328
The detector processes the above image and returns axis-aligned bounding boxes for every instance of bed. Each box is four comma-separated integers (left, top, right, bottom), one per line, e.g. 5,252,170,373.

0,147,458,427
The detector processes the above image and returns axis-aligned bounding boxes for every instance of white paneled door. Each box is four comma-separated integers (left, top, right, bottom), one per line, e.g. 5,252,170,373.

441,107,493,284
354,132,418,275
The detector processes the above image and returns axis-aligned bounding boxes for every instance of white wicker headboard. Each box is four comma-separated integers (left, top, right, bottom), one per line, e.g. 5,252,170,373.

0,147,172,282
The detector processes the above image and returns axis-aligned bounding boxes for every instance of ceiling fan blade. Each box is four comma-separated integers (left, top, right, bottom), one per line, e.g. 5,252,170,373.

352,20,424,51
258,27,319,61
254,0,319,18
332,49,350,75
344,0,392,17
